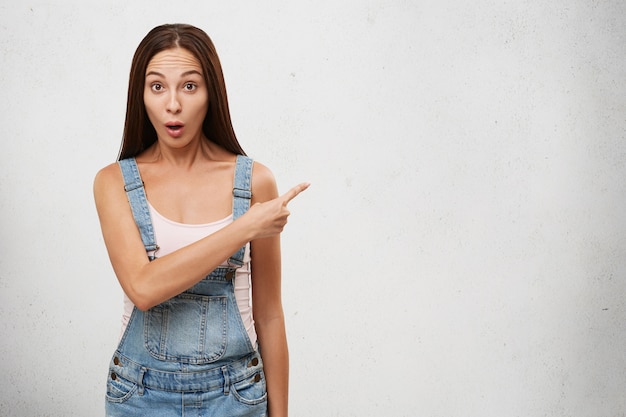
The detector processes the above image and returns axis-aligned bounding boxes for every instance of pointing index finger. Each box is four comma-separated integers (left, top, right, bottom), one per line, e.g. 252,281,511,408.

280,182,310,205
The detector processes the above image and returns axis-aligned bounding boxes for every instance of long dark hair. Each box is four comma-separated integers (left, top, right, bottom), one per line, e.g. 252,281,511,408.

117,24,245,160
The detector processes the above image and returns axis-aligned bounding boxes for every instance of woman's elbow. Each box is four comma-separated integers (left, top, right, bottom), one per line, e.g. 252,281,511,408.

124,281,158,311
133,299,154,312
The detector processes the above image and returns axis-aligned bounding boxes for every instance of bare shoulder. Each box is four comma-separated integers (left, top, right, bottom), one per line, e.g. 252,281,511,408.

94,161,122,189
251,160,278,203
93,162,125,204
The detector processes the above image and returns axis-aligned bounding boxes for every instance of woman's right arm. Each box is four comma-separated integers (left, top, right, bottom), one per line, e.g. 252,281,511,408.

93,163,307,311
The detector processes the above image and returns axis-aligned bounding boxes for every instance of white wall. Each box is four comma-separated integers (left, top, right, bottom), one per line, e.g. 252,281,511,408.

1,1,625,416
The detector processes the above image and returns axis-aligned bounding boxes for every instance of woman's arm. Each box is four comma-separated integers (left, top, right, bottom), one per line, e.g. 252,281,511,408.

249,162,290,417
93,162,307,311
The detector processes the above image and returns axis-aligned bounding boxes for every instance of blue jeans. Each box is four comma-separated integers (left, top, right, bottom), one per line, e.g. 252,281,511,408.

105,348,267,417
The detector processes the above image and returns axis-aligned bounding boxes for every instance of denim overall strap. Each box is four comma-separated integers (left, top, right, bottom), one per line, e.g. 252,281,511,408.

228,155,253,267
118,158,158,253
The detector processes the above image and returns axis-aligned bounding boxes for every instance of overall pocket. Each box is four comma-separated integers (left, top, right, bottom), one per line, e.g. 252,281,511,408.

144,293,228,364
105,369,138,404
231,370,268,406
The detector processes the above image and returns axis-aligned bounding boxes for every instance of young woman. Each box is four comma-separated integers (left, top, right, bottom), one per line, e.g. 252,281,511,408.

94,24,308,417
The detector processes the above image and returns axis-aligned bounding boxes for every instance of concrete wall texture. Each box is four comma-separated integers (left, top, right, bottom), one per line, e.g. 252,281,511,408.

1,1,625,416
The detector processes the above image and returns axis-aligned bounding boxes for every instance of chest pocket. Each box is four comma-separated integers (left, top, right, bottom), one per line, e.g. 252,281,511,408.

143,293,228,364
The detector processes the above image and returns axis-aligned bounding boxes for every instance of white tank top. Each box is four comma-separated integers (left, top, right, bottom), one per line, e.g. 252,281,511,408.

119,202,257,347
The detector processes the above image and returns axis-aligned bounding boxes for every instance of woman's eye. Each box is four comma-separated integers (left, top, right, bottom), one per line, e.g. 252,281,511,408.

184,83,197,91
151,83,163,92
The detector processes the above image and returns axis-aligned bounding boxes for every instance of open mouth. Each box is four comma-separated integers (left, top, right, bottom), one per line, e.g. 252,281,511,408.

164,123,185,138
165,122,185,136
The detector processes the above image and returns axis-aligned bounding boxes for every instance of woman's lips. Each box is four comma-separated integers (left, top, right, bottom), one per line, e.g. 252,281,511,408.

165,122,184,138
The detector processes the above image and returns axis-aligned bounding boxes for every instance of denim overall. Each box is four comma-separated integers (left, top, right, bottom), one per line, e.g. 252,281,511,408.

105,155,267,417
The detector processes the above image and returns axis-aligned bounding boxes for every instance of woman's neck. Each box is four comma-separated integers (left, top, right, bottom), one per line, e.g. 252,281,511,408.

141,136,230,168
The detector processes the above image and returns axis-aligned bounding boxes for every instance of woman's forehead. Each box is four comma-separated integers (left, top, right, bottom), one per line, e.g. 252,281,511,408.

146,48,202,75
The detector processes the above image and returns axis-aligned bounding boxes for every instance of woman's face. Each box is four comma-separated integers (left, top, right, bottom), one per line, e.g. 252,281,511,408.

144,47,209,148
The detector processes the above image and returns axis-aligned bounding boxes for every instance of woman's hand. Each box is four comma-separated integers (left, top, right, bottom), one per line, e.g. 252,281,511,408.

243,182,310,240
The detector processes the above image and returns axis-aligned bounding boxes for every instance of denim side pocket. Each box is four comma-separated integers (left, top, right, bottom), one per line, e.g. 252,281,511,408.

105,370,138,404
231,371,268,405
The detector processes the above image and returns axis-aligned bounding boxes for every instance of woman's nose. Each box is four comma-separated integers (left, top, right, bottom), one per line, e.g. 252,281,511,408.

166,92,182,114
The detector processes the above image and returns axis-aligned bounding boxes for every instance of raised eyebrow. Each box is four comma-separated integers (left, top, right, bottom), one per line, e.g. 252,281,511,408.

181,70,203,78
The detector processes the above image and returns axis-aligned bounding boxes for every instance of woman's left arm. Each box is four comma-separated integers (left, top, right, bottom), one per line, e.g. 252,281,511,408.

250,162,289,417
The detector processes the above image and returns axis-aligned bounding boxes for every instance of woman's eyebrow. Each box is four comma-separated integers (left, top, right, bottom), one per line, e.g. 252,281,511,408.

181,70,203,77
